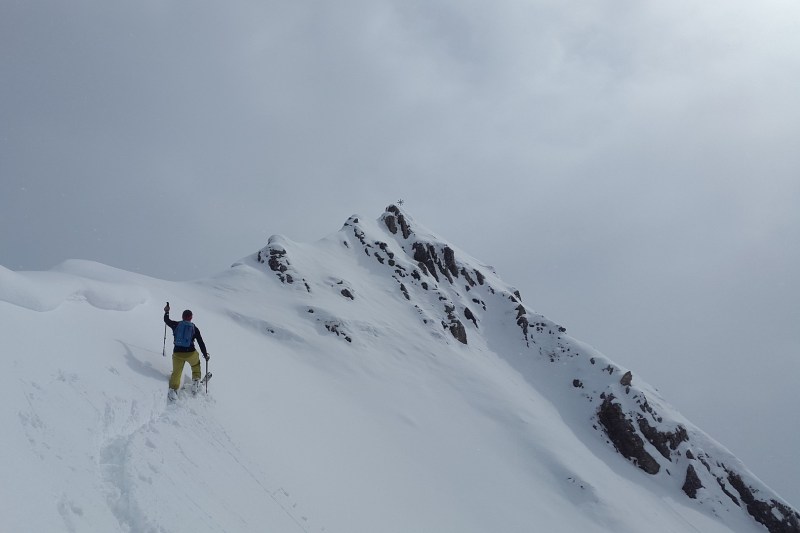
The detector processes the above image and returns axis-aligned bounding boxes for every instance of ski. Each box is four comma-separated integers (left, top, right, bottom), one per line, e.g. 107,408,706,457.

200,372,212,384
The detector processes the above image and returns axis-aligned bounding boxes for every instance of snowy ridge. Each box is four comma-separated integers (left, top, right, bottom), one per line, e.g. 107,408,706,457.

1,205,797,533
253,204,799,533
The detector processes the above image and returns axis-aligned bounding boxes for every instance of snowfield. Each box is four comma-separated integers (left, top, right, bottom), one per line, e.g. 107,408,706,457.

1,206,797,533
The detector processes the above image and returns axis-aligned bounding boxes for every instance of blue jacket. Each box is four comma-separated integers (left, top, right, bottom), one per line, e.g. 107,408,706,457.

164,313,208,355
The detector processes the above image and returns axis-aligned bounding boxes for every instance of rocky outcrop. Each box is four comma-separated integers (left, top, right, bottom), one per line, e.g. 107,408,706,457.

682,464,703,499
515,304,530,345
591,371,799,533
597,396,660,474
384,204,412,239
413,243,450,283
324,321,352,343
264,246,291,282
725,470,800,533
256,239,310,292
443,304,467,344
464,307,477,328
637,417,688,460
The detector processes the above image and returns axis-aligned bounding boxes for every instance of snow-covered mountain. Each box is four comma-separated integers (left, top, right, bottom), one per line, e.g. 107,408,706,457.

1,204,797,533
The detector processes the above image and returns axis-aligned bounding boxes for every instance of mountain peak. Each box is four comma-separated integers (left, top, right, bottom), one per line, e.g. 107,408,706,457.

381,203,414,239
244,206,800,533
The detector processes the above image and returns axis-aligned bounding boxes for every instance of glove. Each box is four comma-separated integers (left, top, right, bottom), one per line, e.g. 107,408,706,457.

164,302,170,313
204,353,211,361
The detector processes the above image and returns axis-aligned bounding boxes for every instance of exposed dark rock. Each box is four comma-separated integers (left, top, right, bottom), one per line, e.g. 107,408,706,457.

464,307,477,327
449,320,467,344
341,289,354,300
437,251,453,282
513,304,530,344
384,214,398,234
400,283,410,300
474,269,485,285
412,243,439,282
386,204,412,238
267,248,289,274
698,455,712,473
443,246,458,278
399,215,412,239
411,242,457,283
325,322,353,343
682,465,703,499
461,268,476,287
376,241,394,258
717,476,741,506
573,379,584,389
440,303,468,344
726,471,800,533
264,245,310,290
685,449,695,460
353,226,367,246
620,371,633,387
597,397,660,475
637,418,688,460
516,316,530,344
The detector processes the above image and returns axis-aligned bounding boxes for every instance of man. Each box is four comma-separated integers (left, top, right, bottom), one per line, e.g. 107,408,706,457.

164,303,210,401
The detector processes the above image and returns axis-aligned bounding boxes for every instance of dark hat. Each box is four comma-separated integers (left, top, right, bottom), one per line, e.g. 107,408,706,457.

182,309,193,320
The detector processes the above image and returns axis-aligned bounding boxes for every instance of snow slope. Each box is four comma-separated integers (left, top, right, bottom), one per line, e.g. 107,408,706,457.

1,206,797,533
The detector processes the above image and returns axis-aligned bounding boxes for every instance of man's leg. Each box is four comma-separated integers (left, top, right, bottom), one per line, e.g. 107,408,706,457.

188,351,201,381
188,351,202,394
170,353,188,390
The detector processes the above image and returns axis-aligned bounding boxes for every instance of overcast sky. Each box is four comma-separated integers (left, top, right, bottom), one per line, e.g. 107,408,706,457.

2,0,799,506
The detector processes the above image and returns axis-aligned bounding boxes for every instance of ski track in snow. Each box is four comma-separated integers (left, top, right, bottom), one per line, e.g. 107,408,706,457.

96,390,319,533
14,359,320,533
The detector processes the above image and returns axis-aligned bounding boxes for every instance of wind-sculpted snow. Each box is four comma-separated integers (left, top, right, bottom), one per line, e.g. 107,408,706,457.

0,263,148,312
1,205,796,533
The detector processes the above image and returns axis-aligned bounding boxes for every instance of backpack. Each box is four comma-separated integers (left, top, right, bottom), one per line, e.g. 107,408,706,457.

174,320,195,348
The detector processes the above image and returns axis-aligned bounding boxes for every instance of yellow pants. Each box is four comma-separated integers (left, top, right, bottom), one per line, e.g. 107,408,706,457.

169,351,201,390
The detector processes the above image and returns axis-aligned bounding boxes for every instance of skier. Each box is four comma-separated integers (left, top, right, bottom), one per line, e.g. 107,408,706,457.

164,303,210,401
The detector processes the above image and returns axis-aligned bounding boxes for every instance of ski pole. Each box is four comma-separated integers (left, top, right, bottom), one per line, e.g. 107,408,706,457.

205,357,209,394
162,301,169,357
